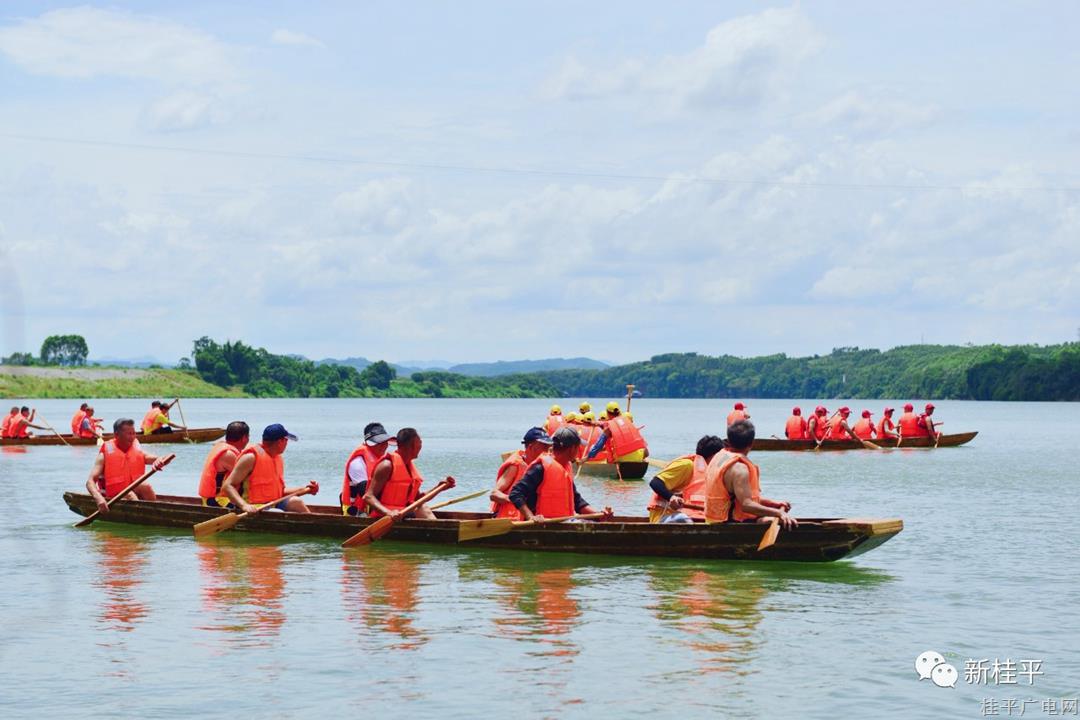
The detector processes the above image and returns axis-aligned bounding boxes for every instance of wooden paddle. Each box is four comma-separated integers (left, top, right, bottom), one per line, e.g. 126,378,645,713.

74,453,176,527
173,398,192,442
37,415,70,447
429,488,487,510
646,457,672,469
757,517,780,550
341,478,453,548
192,486,312,539
625,384,634,412
458,512,605,542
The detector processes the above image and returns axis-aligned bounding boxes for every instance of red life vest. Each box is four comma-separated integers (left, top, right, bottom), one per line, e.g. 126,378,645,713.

340,445,387,511
784,415,808,440
571,423,601,461
71,410,86,434
492,450,528,519
198,442,241,499
809,415,829,441
898,412,926,437
703,451,761,523
140,409,159,433
0,412,15,438
647,454,707,520
369,451,424,518
533,454,576,518
726,410,747,427
12,416,29,438
605,415,646,460
97,439,146,499
74,416,98,439
827,416,852,440
852,418,875,440
240,444,285,503
545,414,566,436
876,417,896,437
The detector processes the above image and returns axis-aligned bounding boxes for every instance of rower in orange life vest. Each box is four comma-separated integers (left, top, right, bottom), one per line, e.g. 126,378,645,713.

784,407,809,440
726,402,749,428
544,406,566,436
340,422,394,516
509,427,613,521
490,427,554,520
221,423,319,514
806,405,829,445
896,403,927,440
584,402,649,463
646,434,726,523
198,421,250,507
3,406,46,438
363,427,455,520
918,403,941,440
851,410,877,440
876,407,898,439
826,407,858,440
141,400,188,435
71,403,89,434
74,405,104,439
0,407,19,437
703,419,796,530
84,418,168,514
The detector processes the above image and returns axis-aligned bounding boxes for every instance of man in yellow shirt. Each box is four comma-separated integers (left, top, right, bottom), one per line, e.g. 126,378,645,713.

646,435,726,523
141,400,188,435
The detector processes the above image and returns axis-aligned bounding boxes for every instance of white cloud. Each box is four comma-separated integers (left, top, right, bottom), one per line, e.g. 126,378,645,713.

270,29,325,49
141,90,233,131
804,90,939,135
542,7,823,111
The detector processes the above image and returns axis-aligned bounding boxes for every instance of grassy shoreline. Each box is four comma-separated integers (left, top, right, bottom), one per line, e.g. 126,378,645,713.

0,368,248,399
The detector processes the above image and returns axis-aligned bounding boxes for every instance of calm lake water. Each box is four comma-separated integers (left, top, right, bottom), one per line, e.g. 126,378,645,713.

2,398,1078,719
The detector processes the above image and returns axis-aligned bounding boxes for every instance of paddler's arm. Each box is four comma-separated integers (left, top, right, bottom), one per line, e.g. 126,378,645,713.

86,452,109,513
573,486,614,519
362,458,397,518
489,464,520,506
728,463,797,530
222,452,257,513
509,463,544,521
649,459,692,509
584,430,609,460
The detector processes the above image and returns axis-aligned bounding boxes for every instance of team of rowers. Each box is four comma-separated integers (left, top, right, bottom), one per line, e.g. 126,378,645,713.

774,402,942,444
1,400,188,440
83,402,794,532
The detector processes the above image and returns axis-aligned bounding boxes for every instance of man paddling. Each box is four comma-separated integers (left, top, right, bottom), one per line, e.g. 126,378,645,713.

826,407,858,440
490,427,553,520
222,423,319,514
918,403,941,441
6,406,46,438
703,420,796,529
141,400,187,435
363,427,453,520
807,406,829,446
508,427,613,522
341,422,393,516
726,402,749,428
74,405,103,439
544,406,566,436
0,406,19,437
876,407,898,439
784,407,809,440
583,402,648,464
851,410,877,440
646,434,726,523
198,421,250,507
85,418,168,513
896,403,926,442
70,403,90,434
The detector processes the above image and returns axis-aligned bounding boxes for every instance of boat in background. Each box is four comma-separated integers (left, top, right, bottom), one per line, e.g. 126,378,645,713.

754,431,977,451
2,427,226,446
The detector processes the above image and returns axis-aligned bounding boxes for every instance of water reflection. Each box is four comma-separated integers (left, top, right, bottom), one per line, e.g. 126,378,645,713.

490,566,581,658
197,543,286,645
341,552,428,650
92,532,150,632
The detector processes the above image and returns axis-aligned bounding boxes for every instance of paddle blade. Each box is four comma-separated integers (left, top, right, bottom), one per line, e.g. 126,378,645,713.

458,517,515,542
757,519,780,551
193,512,242,539
342,516,393,548
73,514,98,528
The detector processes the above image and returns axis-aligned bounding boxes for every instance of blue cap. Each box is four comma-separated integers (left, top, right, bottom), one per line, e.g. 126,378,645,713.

263,423,298,442
522,427,554,446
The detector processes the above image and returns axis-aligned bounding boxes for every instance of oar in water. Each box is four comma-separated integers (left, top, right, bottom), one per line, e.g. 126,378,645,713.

341,478,454,548
429,488,487,510
192,486,312,539
646,457,671,470
74,454,176,527
37,415,70,447
757,517,780,550
172,398,192,442
458,512,605,542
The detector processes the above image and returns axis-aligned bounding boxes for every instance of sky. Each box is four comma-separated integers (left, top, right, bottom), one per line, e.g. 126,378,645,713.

1,1,1078,365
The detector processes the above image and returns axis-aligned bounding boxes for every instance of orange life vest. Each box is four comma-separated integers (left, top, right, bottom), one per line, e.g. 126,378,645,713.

545,414,566,436
784,415,808,440
0,412,15,438
198,442,241,499
809,416,829,441
571,423,601,461
703,451,761,523
492,450,528,519
647,454,707,520
876,417,896,437
340,445,386,510
140,409,159,433
532,454,576,518
369,451,424,518
827,416,852,440
97,439,147,499
12,416,29,438
71,410,86,435
240,444,285,503
726,410,747,427
605,415,646,460
898,411,926,437
852,418,875,440
74,416,98,439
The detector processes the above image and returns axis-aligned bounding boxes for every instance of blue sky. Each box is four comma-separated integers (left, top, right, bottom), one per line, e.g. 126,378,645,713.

1,2,1078,365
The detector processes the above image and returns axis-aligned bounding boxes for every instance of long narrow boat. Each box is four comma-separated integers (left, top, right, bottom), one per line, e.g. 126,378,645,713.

2,427,225,447
500,450,648,480
63,492,902,562
753,431,978,452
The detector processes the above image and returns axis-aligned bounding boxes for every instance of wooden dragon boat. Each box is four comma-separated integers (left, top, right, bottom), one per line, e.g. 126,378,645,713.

2,427,225,447
753,431,978,452
63,492,902,562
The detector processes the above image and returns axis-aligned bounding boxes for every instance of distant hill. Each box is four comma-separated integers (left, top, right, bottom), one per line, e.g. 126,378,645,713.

316,356,445,376
89,356,169,368
449,357,610,377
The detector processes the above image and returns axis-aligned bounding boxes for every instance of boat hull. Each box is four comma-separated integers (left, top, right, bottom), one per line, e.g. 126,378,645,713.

754,431,978,451
1,427,225,446
63,493,901,562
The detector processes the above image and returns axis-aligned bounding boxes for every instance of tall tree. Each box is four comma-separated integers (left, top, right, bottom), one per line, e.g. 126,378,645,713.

40,334,89,366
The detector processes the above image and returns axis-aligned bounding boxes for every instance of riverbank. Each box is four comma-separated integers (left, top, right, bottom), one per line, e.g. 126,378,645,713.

0,365,247,399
